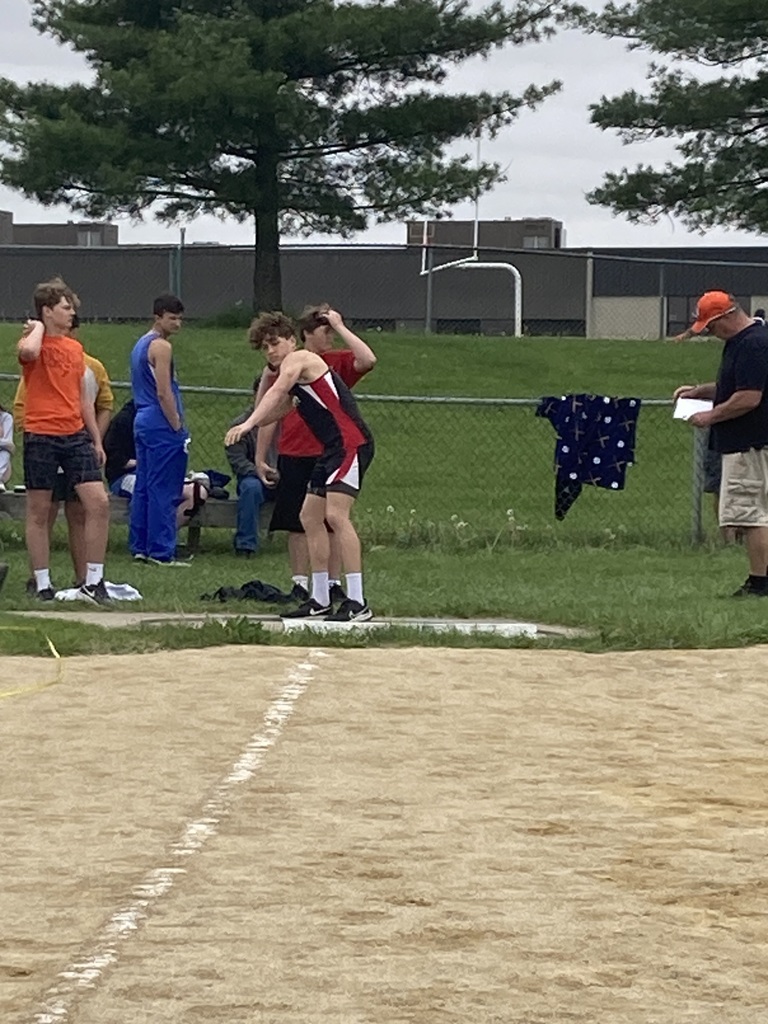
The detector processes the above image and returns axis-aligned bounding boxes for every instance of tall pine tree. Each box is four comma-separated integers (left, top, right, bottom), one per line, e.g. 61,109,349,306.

587,0,768,234
0,0,570,308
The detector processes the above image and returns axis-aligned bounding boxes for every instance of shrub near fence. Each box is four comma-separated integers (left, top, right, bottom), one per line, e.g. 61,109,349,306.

0,374,706,548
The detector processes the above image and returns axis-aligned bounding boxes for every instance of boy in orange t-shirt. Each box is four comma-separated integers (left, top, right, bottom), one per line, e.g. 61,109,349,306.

18,278,110,604
14,314,114,588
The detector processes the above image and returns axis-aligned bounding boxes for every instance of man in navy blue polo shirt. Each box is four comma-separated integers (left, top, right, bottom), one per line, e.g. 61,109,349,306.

674,291,768,596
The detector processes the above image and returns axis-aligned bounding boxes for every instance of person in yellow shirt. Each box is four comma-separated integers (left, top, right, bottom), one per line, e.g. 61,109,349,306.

14,313,114,588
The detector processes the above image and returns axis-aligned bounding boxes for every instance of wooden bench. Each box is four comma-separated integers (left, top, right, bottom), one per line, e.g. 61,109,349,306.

0,489,270,553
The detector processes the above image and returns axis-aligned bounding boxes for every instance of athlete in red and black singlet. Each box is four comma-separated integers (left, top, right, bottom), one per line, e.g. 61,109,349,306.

290,369,372,450
289,369,374,495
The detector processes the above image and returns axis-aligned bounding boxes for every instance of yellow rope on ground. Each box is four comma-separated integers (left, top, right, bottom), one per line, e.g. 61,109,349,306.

0,628,63,700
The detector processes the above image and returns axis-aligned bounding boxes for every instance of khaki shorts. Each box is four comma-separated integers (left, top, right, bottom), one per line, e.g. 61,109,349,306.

719,448,768,527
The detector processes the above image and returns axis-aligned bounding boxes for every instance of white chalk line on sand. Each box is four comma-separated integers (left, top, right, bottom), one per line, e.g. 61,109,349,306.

32,650,328,1024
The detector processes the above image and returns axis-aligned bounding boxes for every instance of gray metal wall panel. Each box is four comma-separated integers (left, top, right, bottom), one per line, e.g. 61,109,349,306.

182,248,254,313
0,246,172,319
281,248,427,318
592,247,768,297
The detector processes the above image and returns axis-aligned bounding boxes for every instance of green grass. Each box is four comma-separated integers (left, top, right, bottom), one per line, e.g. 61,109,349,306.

0,520,763,656
0,323,722,395
0,326,719,544
1,325,749,656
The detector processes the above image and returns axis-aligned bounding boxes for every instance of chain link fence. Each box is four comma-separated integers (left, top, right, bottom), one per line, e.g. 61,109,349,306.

0,374,714,549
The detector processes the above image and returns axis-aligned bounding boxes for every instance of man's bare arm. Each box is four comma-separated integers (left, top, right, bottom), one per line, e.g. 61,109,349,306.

81,376,105,466
674,382,717,401
253,353,306,425
255,366,279,404
224,354,305,445
326,309,377,372
255,421,279,486
149,339,183,431
96,408,112,440
225,399,289,446
709,390,763,422
17,320,44,363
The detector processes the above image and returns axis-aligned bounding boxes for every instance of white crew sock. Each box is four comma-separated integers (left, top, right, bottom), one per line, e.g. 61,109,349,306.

85,563,104,586
311,572,330,607
345,572,364,605
34,569,51,593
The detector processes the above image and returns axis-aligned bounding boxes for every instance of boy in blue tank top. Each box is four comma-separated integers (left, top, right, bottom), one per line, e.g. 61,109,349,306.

129,294,189,565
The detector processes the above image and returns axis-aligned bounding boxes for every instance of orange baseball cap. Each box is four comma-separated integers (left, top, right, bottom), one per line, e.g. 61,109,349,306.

691,291,736,333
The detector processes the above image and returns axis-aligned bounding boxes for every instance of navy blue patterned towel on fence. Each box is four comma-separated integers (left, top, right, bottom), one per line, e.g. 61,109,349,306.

536,394,642,520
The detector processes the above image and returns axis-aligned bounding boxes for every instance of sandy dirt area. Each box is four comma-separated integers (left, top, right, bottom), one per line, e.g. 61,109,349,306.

2,644,768,1023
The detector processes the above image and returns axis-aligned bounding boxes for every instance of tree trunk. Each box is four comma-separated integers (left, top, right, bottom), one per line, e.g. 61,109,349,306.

252,156,282,311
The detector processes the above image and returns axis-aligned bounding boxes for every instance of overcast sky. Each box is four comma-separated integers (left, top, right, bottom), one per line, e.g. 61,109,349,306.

1,0,763,249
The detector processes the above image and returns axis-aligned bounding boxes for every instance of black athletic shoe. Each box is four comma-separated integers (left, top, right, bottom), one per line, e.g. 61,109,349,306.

0,562,8,594
329,583,347,607
78,579,112,606
36,587,56,602
732,576,768,597
281,598,331,619
326,599,373,623
288,582,310,602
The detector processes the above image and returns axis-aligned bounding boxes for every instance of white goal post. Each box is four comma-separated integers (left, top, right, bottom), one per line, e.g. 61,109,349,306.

420,253,523,338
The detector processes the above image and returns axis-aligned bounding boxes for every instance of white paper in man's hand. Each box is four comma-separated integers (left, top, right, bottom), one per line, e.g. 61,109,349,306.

673,397,714,421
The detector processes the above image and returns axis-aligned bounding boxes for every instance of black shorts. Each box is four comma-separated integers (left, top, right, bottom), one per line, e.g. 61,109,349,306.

23,430,102,492
308,440,374,499
269,455,317,533
51,469,79,504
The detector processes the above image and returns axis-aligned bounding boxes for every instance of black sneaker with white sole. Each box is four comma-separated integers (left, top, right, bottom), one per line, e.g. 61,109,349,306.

281,598,331,619
288,582,310,602
78,579,112,606
36,586,57,602
326,599,373,623
329,583,347,607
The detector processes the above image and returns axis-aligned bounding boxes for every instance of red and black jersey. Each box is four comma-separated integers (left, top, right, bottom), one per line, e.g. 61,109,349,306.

289,369,372,452
278,349,367,456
